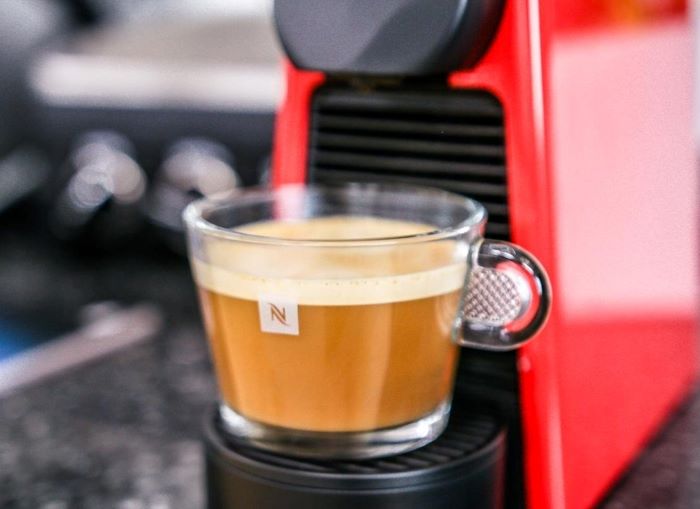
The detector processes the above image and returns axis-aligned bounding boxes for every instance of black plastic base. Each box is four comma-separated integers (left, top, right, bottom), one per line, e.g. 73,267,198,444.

204,404,506,509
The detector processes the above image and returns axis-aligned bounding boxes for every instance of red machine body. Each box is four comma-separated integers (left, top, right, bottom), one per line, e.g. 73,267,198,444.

271,1,698,507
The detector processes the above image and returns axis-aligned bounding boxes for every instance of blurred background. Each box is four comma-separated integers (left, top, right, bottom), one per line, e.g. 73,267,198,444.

0,0,281,390
0,3,284,505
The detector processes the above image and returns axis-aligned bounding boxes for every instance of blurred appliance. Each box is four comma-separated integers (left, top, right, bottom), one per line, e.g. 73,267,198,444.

27,16,282,246
204,1,699,508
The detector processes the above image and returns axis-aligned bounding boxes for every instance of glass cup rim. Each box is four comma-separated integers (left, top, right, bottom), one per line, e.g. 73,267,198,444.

182,182,487,247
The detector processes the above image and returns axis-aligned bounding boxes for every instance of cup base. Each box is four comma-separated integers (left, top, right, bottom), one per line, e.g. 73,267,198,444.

218,400,452,460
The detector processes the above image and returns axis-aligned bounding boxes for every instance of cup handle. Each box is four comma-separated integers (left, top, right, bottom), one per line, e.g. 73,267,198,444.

455,239,552,351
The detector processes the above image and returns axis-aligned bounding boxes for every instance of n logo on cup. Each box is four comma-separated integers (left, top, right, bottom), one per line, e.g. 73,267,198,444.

258,296,299,335
270,304,288,325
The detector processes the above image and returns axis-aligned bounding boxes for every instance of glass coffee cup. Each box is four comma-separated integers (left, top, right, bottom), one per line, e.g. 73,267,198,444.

184,183,550,459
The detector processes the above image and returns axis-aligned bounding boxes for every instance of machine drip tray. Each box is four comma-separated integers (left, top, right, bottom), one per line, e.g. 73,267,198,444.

204,402,506,509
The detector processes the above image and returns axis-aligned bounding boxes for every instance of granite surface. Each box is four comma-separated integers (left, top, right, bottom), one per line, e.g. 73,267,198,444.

1,318,699,508
0,321,213,509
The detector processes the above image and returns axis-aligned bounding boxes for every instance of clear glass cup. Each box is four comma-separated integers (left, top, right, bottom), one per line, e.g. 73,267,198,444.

184,183,550,459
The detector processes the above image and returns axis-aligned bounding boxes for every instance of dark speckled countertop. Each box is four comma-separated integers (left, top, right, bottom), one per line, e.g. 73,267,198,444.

0,228,699,508
0,322,215,509
2,321,700,509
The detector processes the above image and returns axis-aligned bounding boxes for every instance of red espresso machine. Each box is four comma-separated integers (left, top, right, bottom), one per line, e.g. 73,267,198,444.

204,1,699,508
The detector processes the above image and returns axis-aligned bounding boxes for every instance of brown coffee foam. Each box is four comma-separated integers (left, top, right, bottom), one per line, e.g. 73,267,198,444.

192,216,467,306
236,216,435,240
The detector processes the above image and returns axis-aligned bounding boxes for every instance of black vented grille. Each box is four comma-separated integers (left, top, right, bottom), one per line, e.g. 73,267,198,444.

221,407,499,475
309,87,510,240
308,84,523,509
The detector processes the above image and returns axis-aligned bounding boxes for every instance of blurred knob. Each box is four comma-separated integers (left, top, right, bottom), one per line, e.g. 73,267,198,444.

145,138,239,251
51,131,146,248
